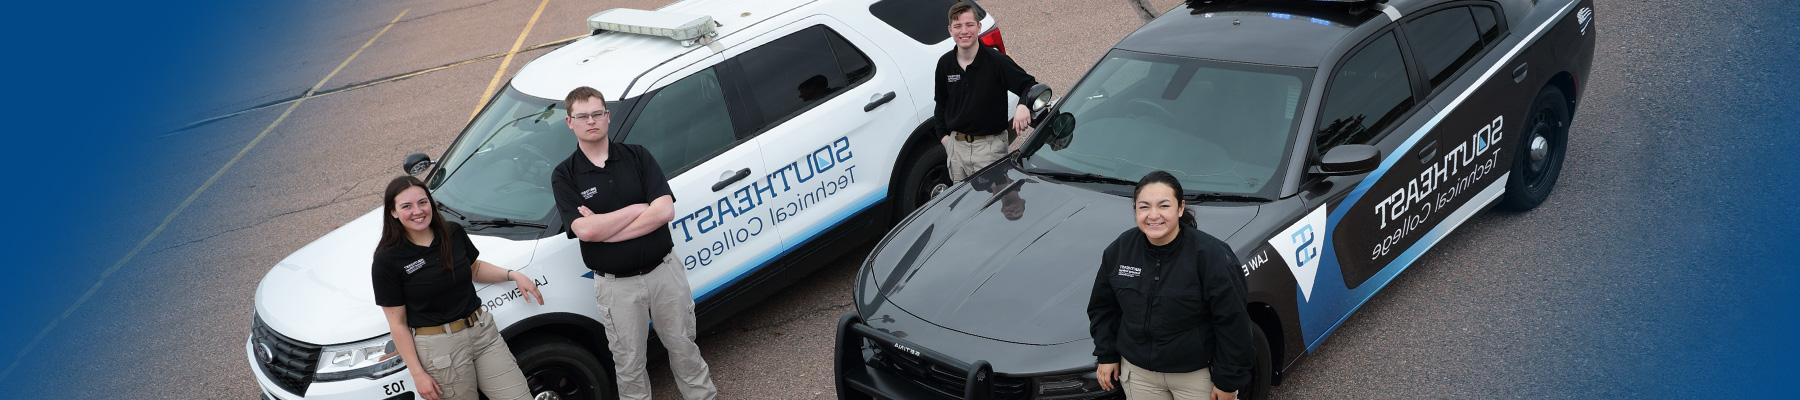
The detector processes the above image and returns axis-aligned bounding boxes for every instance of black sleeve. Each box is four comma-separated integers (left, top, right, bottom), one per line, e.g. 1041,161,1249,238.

633,145,675,203
453,224,479,265
371,253,405,307
1087,238,1123,364
551,158,581,239
994,50,1039,106
1200,241,1254,392
932,55,949,137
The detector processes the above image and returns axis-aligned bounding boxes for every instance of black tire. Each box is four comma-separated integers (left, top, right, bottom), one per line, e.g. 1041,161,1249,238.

894,142,950,219
513,335,615,400
1240,327,1275,400
1498,86,1571,211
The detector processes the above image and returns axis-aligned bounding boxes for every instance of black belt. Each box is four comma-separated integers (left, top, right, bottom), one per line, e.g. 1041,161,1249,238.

597,264,659,279
951,131,999,142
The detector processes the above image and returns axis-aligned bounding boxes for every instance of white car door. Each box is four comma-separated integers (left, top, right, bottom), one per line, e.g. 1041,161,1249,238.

726,17,917,251
620,59,782,301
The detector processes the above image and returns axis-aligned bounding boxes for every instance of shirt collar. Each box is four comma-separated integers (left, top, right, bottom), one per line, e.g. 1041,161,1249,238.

574,142,615,173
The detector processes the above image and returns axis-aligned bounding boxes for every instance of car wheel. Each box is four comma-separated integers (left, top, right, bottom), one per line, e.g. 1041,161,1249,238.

1498,86,1570,211
895,143,950,218
514,335,615,400
1239,326,1274,400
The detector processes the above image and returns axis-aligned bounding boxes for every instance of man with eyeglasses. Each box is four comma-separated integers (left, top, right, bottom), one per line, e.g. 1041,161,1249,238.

550,86,718,400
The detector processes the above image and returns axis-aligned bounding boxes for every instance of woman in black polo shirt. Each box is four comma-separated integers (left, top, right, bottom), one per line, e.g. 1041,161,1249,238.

371,176,543,400
1088,171,1255,400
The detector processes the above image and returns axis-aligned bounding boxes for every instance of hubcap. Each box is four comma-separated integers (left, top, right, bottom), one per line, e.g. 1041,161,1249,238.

929,183,949,199
1529,134,1549,163
534,392,562,400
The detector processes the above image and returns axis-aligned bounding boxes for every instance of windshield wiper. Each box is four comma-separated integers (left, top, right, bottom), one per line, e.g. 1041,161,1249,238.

466,218,549,229
1183,192,1269,203
1024,168,1137,187
438,201,549,229
436,201,468,221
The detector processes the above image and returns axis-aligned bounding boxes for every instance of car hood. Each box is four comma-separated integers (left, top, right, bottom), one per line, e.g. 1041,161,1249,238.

861,164,1258,345
253,208,537,345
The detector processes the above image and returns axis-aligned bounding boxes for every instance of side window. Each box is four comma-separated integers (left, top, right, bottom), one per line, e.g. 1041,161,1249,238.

735,26,871,133
624,68,735,175
1404,7,1483,89
827,29,874,84
1316,31,1414,154
869,0,985,44
1472,5,1502,44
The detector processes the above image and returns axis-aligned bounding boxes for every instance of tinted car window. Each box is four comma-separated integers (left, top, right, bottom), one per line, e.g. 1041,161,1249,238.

624,68,735,175
1316,31,1414,153
736,26,867,133
1406,7,1483,89
869,0,986,44
1472,5,1501,43
827,28,875,83
1022,50,1309,197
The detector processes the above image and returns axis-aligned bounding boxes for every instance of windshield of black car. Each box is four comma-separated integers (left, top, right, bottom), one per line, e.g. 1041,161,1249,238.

1021,50,1310,199
427,86,624,226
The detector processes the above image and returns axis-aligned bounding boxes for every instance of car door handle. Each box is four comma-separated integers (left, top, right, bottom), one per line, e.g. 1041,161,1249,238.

1512,63,1529,83
1415,140,1439,162
712,168,751,192
864,91,896,112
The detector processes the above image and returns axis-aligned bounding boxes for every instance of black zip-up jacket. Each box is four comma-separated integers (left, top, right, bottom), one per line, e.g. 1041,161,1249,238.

1088,226,1254,392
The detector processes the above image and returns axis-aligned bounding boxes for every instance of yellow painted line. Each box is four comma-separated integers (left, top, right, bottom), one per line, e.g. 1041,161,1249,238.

470,0,553,120
0,8,412,381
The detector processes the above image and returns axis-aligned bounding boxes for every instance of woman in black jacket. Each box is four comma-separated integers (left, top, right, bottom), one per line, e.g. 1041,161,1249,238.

1089,171,1255,400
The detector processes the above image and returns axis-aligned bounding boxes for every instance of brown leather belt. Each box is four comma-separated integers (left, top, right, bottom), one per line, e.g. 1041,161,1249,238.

414,307,485,336
951,131,994,143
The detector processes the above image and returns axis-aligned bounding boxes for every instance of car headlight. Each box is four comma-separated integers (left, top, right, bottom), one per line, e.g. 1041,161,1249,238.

1033,371,1112,399
314,335,405,381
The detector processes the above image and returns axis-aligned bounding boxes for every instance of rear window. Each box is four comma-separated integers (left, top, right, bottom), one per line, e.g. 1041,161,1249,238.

869,0,987,44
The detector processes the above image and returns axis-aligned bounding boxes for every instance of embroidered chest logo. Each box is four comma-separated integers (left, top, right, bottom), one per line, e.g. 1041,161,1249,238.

946,74,961,83
403,259,426,274
581,187,598,199
1117,265,1142,278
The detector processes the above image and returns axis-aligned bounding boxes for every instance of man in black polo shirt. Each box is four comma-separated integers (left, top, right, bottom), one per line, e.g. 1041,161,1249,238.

550,86,717,400
936,1,1040,183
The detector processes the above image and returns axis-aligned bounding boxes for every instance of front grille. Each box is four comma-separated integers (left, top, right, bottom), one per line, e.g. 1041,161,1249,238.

864,338,1029,400
252,315,322,396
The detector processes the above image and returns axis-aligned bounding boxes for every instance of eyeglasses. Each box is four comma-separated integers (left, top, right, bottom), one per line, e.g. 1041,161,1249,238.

569,110,610,123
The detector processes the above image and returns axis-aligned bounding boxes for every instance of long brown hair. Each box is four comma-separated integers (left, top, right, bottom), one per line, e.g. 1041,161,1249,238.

376,175,455,271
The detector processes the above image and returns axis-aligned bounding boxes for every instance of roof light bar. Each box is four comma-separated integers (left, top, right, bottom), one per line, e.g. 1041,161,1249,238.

587,8,718,46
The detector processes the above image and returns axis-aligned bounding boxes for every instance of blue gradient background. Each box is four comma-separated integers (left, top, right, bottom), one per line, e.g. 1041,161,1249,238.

0,0,311,392
0,0,1793,397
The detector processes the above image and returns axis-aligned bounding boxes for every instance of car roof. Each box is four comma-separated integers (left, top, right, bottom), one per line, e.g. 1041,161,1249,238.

1115,0,1435,67
510,0,821,101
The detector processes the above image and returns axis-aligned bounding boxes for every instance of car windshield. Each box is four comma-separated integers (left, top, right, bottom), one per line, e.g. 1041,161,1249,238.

427,86,626,228
1021,50,1311,199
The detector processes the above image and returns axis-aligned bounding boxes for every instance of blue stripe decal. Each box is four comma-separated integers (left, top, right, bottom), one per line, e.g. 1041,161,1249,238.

692,192,885,302
1304,175,1506,352
1295,0,1580,351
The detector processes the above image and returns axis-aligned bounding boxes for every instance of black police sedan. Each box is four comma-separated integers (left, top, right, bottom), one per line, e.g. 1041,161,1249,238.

835,0,1596,399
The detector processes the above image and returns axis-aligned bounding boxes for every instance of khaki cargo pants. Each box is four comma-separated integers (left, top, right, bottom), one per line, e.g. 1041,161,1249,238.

596,254,718,400
412,310,532,400
1121,360,1217,400
945,131,1010,182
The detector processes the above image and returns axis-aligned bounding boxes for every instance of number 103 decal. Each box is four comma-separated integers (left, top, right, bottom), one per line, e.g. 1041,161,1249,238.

1271,205,1329,302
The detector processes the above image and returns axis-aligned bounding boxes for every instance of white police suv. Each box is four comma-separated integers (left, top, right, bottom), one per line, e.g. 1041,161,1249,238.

246,0,1026,398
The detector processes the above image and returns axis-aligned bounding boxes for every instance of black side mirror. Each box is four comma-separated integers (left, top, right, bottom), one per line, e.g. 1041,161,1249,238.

403,153,434,176
1026,83,1056,127
1312,145,1380,176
